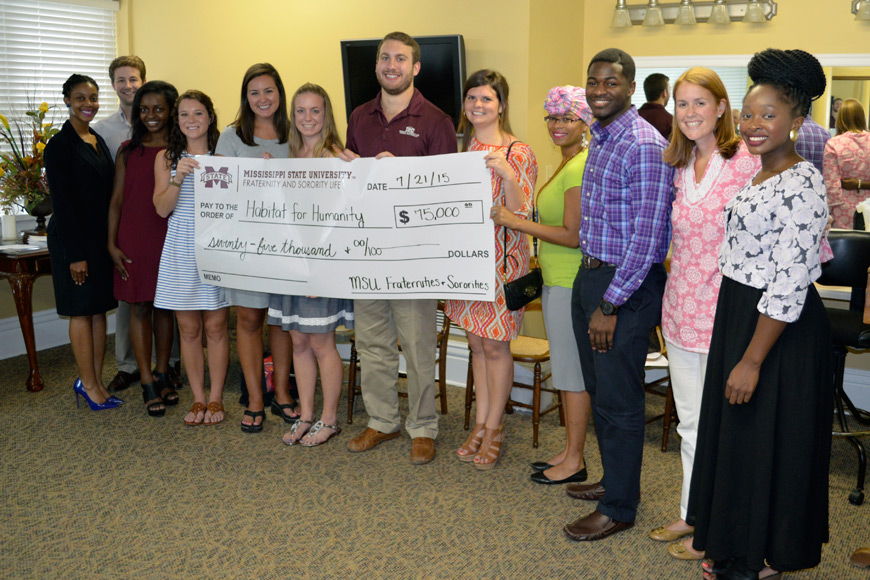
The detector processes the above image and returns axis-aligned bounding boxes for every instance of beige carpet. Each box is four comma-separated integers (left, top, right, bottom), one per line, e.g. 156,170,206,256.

0,337,867,580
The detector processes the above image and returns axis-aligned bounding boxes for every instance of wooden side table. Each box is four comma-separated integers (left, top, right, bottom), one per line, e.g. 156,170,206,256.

0,247,51,391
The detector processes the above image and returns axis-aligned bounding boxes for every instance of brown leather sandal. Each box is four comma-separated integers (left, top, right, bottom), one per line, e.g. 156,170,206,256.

474,425,505,471
203,401,225,426
456,423,485,462
184,402,206,426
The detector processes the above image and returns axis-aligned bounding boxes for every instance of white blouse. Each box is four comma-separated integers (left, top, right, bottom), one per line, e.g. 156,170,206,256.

719,162,828,323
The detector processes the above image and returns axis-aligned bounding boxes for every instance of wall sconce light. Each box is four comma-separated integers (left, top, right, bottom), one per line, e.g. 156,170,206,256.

853,0,870,21
643,0,666,26
708,0,731,24
675,0,699,25
612,0,634,27
743,0,765,23
611,0,778,27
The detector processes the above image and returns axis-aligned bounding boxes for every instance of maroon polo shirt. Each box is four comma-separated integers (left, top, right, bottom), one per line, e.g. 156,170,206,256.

637,102,673,140
346,88,457,158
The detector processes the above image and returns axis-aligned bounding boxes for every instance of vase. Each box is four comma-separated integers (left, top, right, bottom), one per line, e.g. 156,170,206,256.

25,196,52,235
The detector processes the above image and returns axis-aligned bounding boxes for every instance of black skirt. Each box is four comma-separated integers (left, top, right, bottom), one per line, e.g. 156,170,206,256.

686,276,833,573
48,236,116,317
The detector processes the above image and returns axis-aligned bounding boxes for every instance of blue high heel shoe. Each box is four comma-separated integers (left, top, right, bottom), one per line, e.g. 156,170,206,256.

106,395,124,405
73,378,121,411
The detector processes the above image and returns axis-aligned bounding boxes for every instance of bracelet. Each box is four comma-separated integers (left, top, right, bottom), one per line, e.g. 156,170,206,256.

168,178,182,188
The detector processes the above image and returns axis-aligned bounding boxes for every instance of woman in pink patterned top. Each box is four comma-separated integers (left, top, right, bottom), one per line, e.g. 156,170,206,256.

444,70,537,471
823,98,870,229
652,68,760,561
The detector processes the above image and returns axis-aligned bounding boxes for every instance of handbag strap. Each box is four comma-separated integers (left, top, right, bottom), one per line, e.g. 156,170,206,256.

501,141,521,282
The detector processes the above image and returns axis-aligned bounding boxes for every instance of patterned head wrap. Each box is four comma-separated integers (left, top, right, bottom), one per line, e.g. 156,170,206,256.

544,85,593,126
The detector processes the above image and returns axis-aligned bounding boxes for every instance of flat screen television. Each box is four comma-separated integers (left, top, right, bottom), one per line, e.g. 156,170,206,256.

340,34,466,131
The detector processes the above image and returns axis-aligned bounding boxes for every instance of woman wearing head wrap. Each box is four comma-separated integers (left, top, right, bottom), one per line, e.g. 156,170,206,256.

686,49,832,580
490,86,592,484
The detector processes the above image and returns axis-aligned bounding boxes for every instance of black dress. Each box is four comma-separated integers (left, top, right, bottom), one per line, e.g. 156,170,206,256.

687,163,834,575
45,120,117,316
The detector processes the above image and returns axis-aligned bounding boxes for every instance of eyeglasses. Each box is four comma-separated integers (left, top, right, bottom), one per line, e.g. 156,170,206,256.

544,116,583,125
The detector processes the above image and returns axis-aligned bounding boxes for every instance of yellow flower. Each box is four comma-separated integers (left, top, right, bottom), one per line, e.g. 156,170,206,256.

0,167,5,178
38,102,49,113
36,142,46,153
0,114,8,130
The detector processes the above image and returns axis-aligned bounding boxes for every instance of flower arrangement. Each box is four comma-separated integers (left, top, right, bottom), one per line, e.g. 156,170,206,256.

0,102,59,214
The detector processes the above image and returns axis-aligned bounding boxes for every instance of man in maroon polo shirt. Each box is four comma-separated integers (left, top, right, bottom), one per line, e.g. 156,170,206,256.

339,31,457,465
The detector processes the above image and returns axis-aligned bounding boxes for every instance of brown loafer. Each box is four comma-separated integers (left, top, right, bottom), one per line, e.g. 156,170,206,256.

650,525,695,542
347,427,400,452
566,481,606,500
667,540,704,560
108,370,140,392
851,546,870,569
410,437,436,465
563,509,634,541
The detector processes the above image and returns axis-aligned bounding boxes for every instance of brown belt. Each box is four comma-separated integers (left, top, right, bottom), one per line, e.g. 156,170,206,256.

582,256,618,269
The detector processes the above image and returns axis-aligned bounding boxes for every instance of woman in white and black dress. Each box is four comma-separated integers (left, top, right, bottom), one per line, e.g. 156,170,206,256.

686,49,833,580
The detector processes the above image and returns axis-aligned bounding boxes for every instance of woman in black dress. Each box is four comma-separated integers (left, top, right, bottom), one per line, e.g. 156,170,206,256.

45,74,119,410
686,49,832,580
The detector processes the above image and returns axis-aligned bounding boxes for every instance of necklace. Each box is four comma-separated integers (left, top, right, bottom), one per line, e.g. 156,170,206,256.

537,145,585,198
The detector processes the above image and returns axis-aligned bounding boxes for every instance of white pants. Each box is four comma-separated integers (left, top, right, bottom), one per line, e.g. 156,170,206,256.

664,340,708,520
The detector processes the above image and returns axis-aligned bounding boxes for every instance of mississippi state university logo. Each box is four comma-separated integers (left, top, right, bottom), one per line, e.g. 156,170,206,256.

398,126,420,138
201,166,233,188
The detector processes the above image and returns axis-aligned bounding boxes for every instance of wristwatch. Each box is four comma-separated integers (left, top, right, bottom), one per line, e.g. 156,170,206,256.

599,300,619,315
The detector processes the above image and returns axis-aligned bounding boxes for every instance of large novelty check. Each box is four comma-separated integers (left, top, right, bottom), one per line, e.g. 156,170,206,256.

193,152,496,300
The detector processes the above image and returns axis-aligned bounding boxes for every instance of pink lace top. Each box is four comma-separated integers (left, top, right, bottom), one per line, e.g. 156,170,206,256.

662,143,760,353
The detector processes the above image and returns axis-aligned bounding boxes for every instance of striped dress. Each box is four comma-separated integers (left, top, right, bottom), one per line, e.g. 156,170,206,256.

444,138,538,341
154,152,228,311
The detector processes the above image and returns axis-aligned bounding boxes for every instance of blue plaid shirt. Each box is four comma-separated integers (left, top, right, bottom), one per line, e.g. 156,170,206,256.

796,116,830,174
579,106,674,306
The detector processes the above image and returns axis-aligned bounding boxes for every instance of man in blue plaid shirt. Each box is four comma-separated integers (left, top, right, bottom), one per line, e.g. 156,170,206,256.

563,48,674,542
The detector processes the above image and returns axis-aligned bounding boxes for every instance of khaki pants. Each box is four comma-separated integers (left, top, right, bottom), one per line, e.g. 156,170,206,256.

354,298,438,439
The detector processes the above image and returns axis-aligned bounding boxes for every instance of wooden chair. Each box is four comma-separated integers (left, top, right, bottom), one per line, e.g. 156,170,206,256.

463,301,565,448
346,301,451,424
644,326,677,452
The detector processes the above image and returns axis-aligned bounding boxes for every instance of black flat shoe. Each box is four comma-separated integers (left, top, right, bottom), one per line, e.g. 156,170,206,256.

530,461,554,471
530,467,588,485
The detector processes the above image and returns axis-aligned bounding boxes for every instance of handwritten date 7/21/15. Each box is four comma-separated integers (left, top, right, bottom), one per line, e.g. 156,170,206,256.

394,172,451,189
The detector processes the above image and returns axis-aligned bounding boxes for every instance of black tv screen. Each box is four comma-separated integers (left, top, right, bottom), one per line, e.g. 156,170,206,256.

340,35,466,131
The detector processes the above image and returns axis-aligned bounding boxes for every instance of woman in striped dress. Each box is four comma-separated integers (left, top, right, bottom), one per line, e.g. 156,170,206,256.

444,70,538,470
154,90,230,426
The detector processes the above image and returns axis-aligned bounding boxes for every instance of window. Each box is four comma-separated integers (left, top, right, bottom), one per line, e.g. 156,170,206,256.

632,66,749,116
0,0,118,125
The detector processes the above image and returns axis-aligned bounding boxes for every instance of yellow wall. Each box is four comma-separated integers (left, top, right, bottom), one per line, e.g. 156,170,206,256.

122,0,538,150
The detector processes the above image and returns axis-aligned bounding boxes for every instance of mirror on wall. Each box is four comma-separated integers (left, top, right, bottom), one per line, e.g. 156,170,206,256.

830,76,870,134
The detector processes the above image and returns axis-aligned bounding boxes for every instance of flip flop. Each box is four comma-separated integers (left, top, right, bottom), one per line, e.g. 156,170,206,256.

203,401,225,426
184,402,206,426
